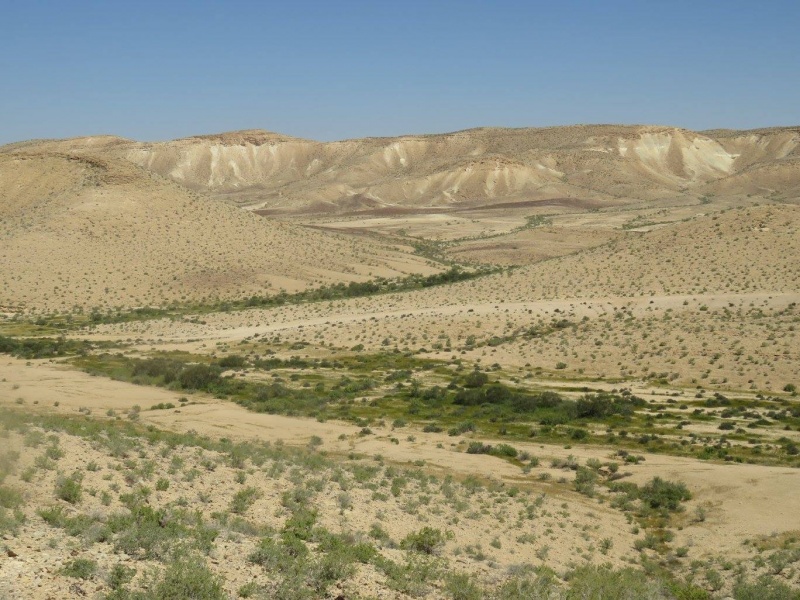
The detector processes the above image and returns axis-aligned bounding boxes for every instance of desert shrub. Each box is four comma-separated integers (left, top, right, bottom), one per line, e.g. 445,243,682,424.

38,505,108,540
576,392,645,418
61,558,97,580
0,507,23,535
444,572,485,600
375,554,442,597
149,557,225,600
55,472,83,504
566,565,668,599
496,566,560,600
490,443,519,458
0,335,90,359
448,421,476,436
132,358,183,383
570,428,589,440
217,354,247,369
179,364,221,390
282,507,318,541
315,531,377,564
401,527,446,554
639,477,691,511
466,441,492,454
464,370,489,388
107,564,136,590
237,582,259,598
249,536,307,572
230,486,261,515
0,485,22,510
574,467,598,497
732,574,800,600
0,482,23,534
109,504,217,560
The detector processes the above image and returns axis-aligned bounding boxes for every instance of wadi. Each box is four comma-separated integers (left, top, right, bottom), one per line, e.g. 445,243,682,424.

1,124,799,599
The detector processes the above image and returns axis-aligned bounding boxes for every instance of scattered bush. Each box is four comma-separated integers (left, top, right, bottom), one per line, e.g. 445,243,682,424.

639,477,691,511
230,487,261,515
150,557,225,600
401,527,446,555
55,472,83,504
217,355,247,369
61,558,97,580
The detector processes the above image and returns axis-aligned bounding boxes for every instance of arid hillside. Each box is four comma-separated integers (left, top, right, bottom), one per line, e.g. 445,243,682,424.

0,148,440,313
63,125,800,213
1,126,800,599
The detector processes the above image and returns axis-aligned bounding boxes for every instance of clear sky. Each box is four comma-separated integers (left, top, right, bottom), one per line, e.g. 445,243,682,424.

2,0,799,144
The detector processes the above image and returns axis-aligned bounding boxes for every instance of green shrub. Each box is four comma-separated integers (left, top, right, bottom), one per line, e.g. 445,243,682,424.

448,421,476,436
444,572,484,600
566,565,668,599
237,581,259,598
150,557,225,600
733,574,800,600
376,554,442,597
574,467,598,497
464,370,489,388
496,566,560,600
401,527,446,555
61,558,97,580
230,487,261,515
109,504,217,560
466,441,491,454
179,364,221,390
55,472,83,504
217,355,247,369
490,444,519,458
0,485,22,510
639,477,691,511
282,507,318,541
107,564,136,590
249,536,306,572
570,428,589,440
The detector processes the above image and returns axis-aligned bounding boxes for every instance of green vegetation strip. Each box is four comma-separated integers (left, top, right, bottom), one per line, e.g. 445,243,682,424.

2,266,500,331
58,347,800,467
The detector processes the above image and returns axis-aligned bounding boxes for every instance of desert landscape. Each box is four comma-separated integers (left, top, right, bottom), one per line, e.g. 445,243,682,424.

1,124,799,599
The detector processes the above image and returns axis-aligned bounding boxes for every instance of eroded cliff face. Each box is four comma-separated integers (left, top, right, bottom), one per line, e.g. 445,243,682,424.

108,125,799,211
4,125,797,215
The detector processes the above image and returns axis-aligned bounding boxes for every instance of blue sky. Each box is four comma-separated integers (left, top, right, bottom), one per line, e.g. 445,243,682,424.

1,0,798,143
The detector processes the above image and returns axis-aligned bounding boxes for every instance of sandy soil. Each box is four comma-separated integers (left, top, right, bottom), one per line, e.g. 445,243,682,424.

2,357,798,563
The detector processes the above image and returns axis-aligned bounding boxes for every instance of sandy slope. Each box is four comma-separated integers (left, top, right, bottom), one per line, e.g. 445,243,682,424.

0,151,440,312
86,204,800,392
